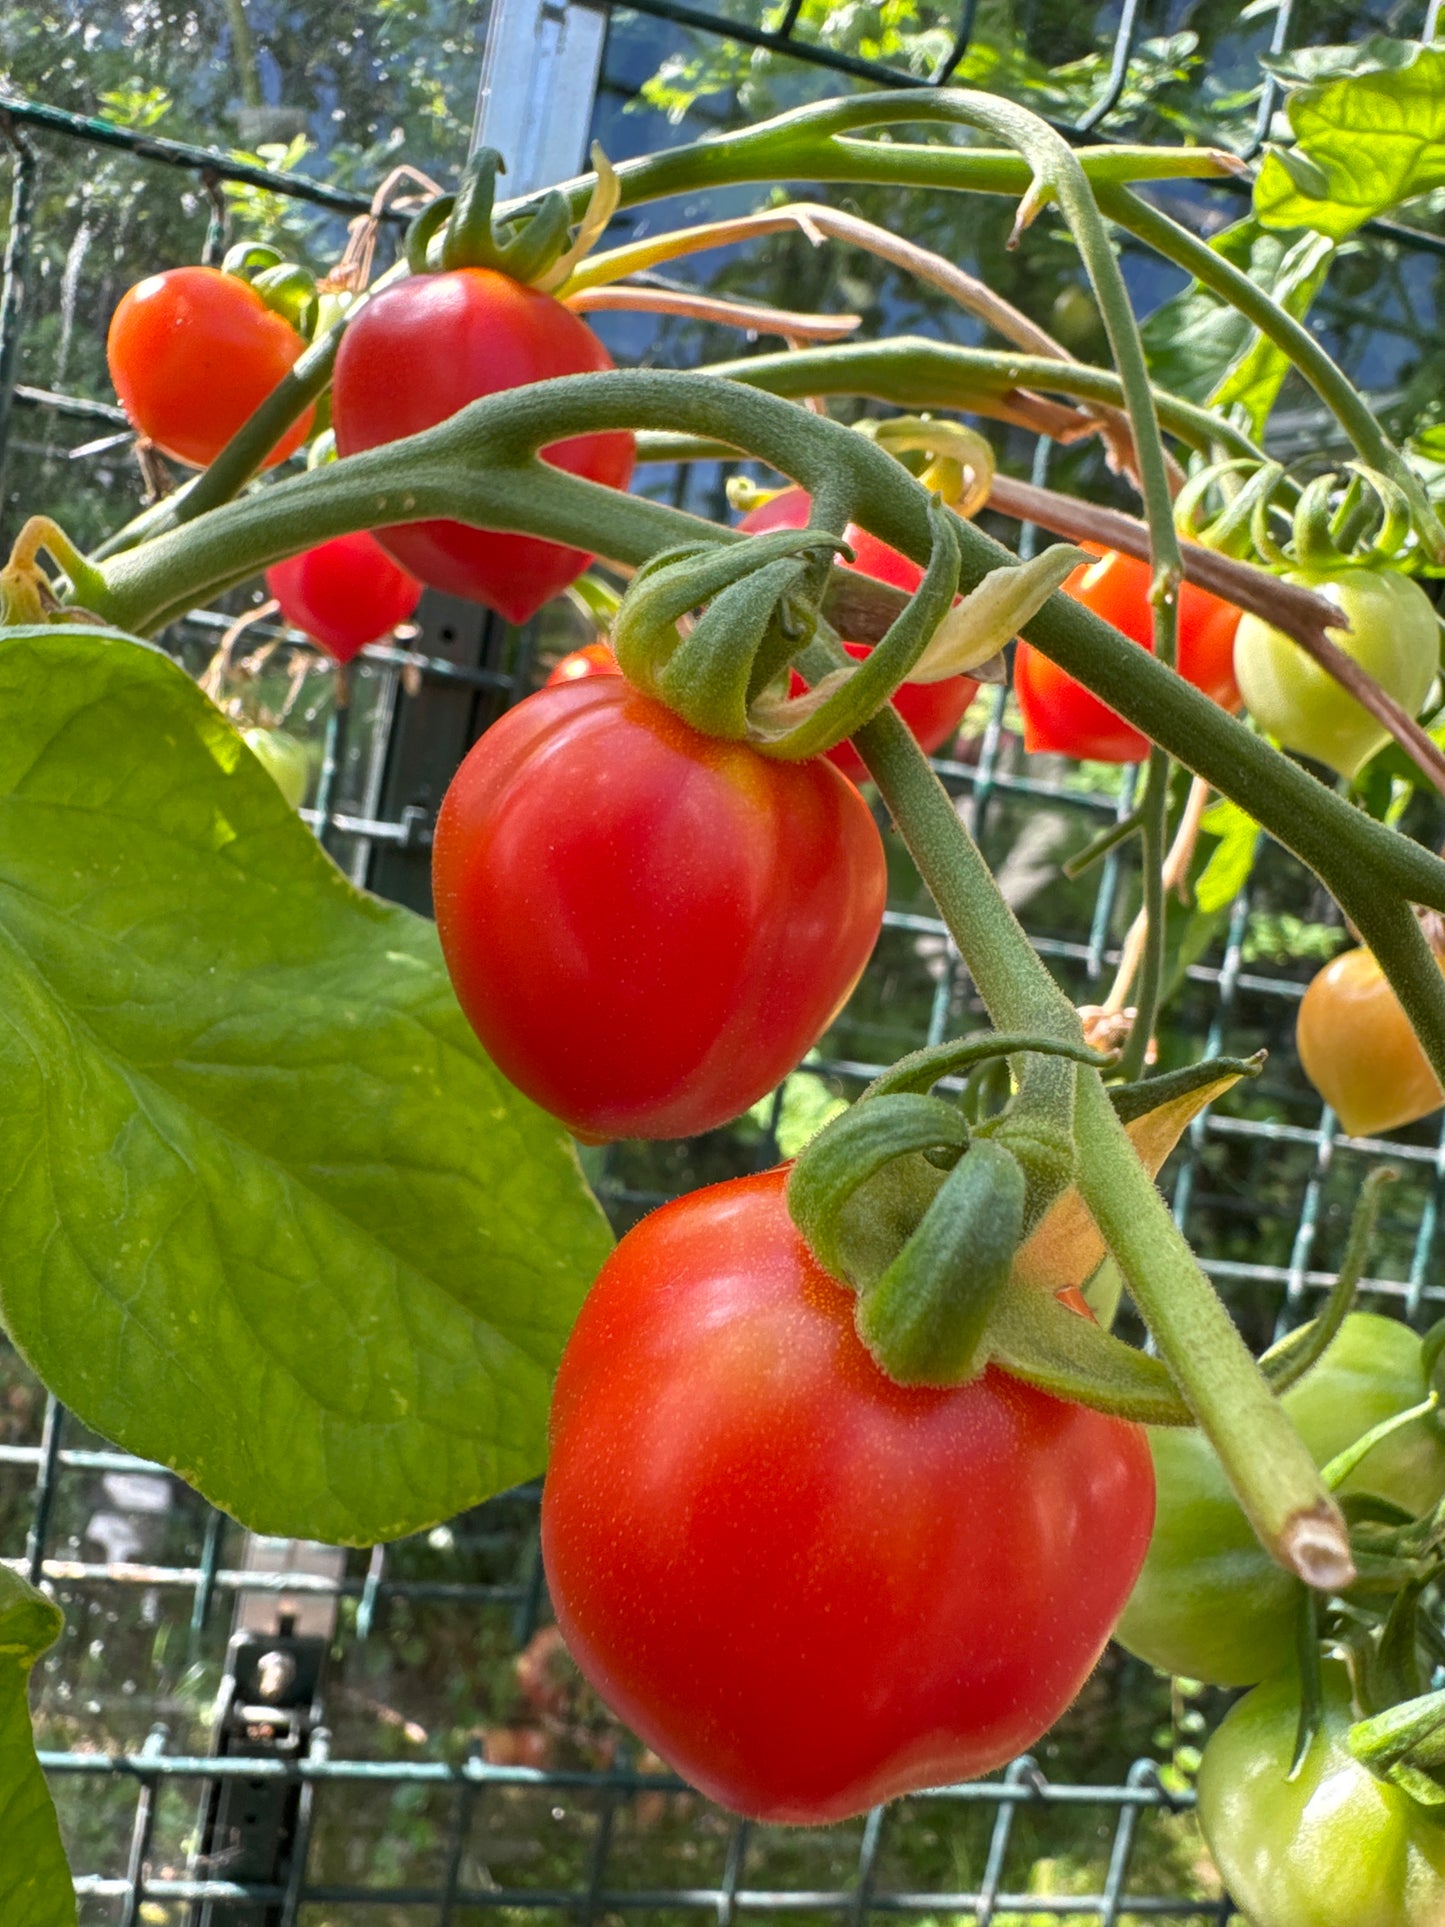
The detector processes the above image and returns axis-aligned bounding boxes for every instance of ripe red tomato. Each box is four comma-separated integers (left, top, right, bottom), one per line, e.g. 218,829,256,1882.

106,266,314,469
331,268,635,625
1014,547,1242,762
431,678,887,1141
739,487,977,781
266,531,423,663
545,641,619,686
542,1167,1156,1822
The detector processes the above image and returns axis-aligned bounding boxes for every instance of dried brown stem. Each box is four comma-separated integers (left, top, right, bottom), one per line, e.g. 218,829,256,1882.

565,285,861,340
567,203,1165,476
1101,774,1211,1017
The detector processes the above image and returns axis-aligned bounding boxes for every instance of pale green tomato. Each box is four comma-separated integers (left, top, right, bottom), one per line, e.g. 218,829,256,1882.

1233,567,1439,778
1115,1313,1445,1686
242,726,311,810
1198,1663,1445,1927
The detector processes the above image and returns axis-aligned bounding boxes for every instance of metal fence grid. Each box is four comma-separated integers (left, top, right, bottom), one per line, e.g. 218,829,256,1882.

2,1,1444,1919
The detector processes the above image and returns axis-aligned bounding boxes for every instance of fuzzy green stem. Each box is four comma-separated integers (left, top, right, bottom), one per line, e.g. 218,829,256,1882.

1071,1073,1351,1585
76,369,1445,1067
704,337,1265,462
1118,749,1168,1083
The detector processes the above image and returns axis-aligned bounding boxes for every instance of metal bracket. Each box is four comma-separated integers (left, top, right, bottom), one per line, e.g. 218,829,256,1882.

187,1536,344,1924
471,0,610,193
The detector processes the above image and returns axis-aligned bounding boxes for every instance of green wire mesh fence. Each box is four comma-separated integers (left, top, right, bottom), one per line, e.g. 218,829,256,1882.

2,0,1445,1919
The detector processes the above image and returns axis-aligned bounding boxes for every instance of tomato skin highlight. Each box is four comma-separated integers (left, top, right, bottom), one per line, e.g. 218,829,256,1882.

1198,1662,1445,1927
331,268,635,624
738,487,978,782
266,531,423,663
1233,567,1440,779
106,266,314,469
1297,945,1445,1137
1115,1312,1445,1687
1013,547,1242,763
545,641,620,686
431,680,887,1141
542,1168,1155,1823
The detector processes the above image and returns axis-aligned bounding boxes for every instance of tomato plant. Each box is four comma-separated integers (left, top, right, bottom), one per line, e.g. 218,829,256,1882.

331,268,635,625
545,641,619,686
1198,1662,1445,1927
431,677,887,1141
1013,547,1241,762
1233,568,1440,779
266,530,423,663
1297,943,1445,1137
1115,1313,1445,1686
106,266,314,470
738,487,977,782
541,1166,1155,1823
240,726,311,809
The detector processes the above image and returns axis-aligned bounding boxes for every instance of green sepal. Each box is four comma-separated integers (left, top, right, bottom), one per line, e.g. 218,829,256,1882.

786,1093,967,1289
1288,1585,1324,1781
613,530,844,737
861,1030,1112,1102
1108,1052,1265,1123
1260,1167,1393,1394
251,262,319,337
986,1283,1190,1425
747,498,961,760
855,1140,1025,1386
221,240,285,279
405,192,455,274
1350,1685,1445,1801
436,149,573,285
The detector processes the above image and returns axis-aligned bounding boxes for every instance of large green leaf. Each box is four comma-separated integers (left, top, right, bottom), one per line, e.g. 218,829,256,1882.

1255,42,1445,239
0,626,612,1543
0,1568,73,1927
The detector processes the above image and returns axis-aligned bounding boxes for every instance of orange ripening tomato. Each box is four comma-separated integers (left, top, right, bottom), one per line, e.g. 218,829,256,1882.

1297,945,1445,1137
106,266,314,469
1014,546,1242,763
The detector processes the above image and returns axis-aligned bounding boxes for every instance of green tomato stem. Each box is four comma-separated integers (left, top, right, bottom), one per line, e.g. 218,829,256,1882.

79,367,1445,1080
1070,1073,1353,1587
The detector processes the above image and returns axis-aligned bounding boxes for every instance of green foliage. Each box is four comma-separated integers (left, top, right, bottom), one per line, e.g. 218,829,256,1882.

1255,41,1445,240
1195,797,1258,915
1140,218,1334,434
0,625,612,1544
0,1568,73,1927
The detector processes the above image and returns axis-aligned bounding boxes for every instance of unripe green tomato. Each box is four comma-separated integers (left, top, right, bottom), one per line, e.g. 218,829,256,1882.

1233,568,1439,779
241,726,311,810
1114,1313,1445,1686
1198,1662,1445,1927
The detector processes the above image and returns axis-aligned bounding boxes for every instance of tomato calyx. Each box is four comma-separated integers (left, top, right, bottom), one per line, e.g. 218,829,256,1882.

784,1028,1194,1405
403,147,597,291
221,241,319,339
611,496,1077,758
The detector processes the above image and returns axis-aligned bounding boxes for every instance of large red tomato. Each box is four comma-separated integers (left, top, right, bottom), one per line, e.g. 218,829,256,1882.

331,268,634,624
542,1167,1156,1822
106,266,314,469
431,679,887,1140
738,487,977,782
1014,546,1242,762
266,531,422,663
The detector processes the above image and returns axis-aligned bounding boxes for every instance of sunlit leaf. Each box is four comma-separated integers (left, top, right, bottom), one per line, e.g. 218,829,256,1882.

1255,43,1445,238
0,626,612,1544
